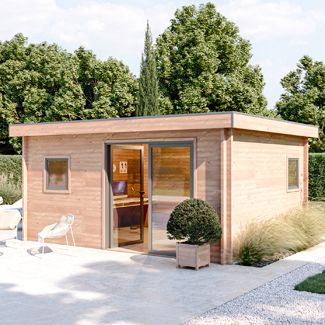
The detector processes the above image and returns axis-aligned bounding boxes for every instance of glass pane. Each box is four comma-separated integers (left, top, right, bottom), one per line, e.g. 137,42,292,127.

112,148,143,247
288,159,298,188
48,160,68,189
151,147,191,254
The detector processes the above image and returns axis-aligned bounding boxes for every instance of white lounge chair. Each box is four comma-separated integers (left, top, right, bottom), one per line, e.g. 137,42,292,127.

0,198,22,216
38,213,77,256
0,210,22,249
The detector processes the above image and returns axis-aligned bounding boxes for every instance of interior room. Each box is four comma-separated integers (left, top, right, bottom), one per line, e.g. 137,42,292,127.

110,143,191,256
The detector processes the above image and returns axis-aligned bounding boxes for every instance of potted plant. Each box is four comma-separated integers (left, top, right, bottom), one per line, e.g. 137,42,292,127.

167,198,222,270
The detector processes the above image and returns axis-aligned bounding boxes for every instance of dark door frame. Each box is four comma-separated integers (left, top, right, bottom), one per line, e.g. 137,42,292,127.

105,141,194,252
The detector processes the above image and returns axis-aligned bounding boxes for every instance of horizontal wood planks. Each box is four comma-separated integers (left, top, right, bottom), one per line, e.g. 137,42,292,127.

24,129,222,252
10,113,232,137
233,113,318,138
231,130,305,237
10,112,318,139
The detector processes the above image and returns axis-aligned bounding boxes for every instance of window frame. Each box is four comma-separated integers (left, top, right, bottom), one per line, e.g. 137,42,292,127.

287,157,299,192
43,156,71,194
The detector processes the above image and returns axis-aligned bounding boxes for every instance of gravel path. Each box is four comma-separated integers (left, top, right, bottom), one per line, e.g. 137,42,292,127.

184,256,325,324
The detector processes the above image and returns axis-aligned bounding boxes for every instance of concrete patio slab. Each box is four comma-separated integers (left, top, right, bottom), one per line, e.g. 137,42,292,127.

0,239,324,325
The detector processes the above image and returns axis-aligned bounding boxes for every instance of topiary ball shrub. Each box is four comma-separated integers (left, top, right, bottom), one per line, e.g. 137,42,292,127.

166,198,222,246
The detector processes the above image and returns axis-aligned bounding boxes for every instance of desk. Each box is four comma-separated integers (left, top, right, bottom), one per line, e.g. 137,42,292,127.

113,198,148,228
114,197,148,207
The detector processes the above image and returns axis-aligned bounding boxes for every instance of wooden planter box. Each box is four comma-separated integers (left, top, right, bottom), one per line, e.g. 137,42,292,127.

176,242,210,271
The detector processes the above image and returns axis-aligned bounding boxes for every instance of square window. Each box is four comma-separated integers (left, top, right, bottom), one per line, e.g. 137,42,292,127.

288,158,298,190
45,158,69,191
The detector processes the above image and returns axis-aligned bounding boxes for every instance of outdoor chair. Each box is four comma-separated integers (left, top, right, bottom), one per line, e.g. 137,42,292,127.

38,213,77,256
0,209,22,249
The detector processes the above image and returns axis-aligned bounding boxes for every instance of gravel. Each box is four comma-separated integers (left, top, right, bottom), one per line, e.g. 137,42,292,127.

184,256,325,324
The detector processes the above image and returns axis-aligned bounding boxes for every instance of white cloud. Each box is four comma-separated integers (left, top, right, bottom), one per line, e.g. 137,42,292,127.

216,0,325,43
0,0,176,60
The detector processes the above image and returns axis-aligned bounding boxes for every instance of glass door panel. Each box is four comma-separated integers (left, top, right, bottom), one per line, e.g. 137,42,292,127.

111,146,144,247
150,145,192,255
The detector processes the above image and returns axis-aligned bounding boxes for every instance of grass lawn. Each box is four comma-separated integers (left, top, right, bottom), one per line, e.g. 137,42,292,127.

295,270,325,294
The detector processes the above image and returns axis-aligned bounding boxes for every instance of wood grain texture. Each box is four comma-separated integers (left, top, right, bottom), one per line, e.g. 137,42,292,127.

176,242,210,271
23,130,222,251
10,111,318,138
22,137,28,241
233,112,318,138
303,138,308,208
10,113,232,137
231,130,306,238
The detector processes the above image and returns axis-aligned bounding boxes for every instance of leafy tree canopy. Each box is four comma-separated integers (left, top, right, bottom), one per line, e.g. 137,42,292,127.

0,34,138,154
155,2,271,117
276,55,325,152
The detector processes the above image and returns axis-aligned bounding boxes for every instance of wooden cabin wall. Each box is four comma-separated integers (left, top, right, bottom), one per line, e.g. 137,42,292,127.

231,130,305,238
24,129,222,250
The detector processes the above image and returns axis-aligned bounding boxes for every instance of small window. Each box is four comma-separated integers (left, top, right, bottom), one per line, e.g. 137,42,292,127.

45,158,69,191
288,158,299,190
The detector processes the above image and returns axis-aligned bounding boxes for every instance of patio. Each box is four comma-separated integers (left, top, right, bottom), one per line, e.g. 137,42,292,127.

0,238,325,325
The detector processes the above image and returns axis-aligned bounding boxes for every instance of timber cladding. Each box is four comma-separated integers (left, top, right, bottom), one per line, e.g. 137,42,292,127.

231,130,305,237
12,112,317,265
24,129,222,249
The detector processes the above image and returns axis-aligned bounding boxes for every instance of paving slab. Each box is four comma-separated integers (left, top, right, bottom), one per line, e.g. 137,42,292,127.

0,239,324,325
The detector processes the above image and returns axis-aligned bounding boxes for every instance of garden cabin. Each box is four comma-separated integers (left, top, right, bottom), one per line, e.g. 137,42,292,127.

10,112,318,264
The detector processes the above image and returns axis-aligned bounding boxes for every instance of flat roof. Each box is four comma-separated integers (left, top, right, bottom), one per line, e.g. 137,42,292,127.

9,111,318,138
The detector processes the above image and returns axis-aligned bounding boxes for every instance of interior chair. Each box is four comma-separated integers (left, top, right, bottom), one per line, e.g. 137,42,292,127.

38,213,77,256
0,210,22,249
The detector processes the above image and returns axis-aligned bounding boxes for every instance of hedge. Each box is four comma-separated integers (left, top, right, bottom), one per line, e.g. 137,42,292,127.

0,155,22,185
309,153,325,199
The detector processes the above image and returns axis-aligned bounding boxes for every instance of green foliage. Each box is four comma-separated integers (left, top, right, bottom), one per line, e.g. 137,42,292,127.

234,208,325,266
75,47,138,119
0,34,85,154
0,34,138,154
0,173,22,205
136,21,159,116
166,198,222,246
309,153,325,199
155,2,270,117
276,55,325,152
295,270,325,294
0,155,22,184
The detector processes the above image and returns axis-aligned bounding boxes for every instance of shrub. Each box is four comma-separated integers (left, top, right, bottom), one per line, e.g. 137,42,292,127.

0,173,22,205
233,207,325,266
166,198,222,246
0,155,22,185
309,153,325,200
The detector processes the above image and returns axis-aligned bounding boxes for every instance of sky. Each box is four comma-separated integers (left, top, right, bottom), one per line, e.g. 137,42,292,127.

1,0,325,110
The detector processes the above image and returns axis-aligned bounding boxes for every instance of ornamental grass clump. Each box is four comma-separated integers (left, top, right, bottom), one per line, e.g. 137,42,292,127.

0,173,22,205
166,198,222,246
234,207,325,266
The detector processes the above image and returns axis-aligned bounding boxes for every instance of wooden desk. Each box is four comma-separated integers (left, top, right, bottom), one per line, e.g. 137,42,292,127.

114,197,148,207
113,198,149,227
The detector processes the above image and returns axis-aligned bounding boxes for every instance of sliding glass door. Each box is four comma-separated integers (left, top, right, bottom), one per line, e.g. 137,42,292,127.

149,143,193,256
110,145,144,247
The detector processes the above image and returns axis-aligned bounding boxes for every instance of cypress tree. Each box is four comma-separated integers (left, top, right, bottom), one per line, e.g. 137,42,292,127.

136,21,159,116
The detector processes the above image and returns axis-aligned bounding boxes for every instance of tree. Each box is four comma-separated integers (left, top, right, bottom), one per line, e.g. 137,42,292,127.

0,35,139,154
276,55,325,152
155,3,271,116
75,47,138,119
136,21,159,116
0,34,85,154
